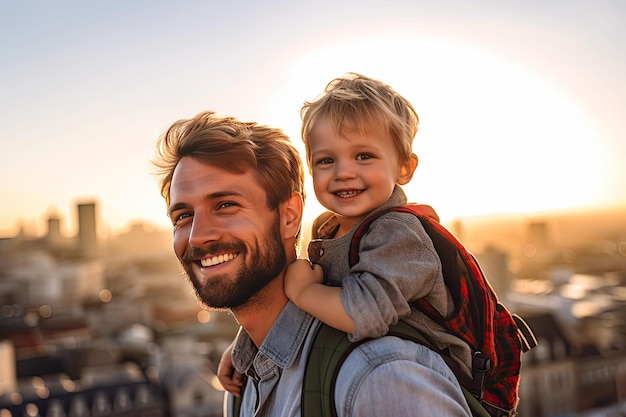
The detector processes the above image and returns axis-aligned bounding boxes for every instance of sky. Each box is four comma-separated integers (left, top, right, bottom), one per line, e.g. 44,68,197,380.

1,0,625,238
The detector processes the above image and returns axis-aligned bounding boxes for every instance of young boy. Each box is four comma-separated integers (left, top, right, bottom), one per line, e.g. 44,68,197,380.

218,73,473,396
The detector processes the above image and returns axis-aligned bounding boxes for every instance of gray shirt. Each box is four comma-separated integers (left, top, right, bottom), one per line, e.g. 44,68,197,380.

308,186,472,376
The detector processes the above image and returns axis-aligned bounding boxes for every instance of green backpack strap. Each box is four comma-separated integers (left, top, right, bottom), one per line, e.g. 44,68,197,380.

302,321,492,417
302,324,356,417
226,324,356,417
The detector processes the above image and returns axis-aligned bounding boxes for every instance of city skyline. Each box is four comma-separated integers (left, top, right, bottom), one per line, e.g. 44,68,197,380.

2,179,625,417
2,1,625,236
4,195,625,253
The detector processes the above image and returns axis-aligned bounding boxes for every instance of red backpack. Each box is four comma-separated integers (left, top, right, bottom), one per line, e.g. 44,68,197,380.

349,204,537,416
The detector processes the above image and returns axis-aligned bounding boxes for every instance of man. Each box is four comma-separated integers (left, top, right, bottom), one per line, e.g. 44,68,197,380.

153,111,471,416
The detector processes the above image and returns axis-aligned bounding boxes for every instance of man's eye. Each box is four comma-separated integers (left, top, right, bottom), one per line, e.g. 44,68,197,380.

217,201,238,210
172,212,192,224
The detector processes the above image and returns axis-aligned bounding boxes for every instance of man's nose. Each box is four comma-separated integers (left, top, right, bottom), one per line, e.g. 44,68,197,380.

188,213,221,247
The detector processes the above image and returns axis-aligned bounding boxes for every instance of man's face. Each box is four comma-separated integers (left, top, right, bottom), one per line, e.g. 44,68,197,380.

168,157,286,309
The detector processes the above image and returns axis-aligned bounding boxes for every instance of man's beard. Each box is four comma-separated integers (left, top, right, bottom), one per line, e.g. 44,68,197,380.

180,216,286,310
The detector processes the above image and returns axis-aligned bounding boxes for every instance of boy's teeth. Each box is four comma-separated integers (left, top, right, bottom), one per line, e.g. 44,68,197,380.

201,253,237,267
337,190,360,198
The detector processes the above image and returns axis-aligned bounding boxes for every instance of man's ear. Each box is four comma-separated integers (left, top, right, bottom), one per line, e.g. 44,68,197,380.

397,153,418,185
280,192,304,239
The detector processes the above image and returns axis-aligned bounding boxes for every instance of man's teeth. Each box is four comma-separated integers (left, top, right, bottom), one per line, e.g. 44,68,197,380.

201,253,237,267
336,190,361,198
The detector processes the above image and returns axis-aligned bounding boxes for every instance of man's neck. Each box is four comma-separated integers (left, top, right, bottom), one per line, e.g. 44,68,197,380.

232,277,289,347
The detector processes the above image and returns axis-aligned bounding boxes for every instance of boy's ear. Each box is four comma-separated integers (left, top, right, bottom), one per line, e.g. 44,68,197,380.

397,153,418,185
280,192,304,239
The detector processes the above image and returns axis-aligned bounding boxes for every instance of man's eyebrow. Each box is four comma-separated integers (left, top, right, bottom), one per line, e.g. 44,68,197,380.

210,191,245,199
167,202,189,217
167,191,246,217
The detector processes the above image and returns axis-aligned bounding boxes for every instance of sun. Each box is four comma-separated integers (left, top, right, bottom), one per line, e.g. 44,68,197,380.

399,43,607,221
263,37,608,223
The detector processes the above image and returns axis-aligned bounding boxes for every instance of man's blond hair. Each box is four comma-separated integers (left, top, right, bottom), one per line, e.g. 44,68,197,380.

152,111,305,210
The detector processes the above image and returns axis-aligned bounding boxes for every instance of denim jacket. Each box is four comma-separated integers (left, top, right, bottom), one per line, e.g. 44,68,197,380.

228,301,471,417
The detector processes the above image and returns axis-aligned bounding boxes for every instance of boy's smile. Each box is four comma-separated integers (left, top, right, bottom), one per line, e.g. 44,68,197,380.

334,189,363,199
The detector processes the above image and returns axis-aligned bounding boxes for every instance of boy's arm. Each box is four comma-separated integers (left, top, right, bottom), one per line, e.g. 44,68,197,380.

284,259,355,334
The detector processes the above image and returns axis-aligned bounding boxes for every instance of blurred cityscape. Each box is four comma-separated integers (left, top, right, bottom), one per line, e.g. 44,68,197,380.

1,200,625,417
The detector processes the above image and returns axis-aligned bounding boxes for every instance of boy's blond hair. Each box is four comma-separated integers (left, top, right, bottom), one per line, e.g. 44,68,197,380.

301,73,419,172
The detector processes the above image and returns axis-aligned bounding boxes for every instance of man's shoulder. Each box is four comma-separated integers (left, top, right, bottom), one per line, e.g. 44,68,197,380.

307,323,454,391
331,335,471,416
339,333,447,373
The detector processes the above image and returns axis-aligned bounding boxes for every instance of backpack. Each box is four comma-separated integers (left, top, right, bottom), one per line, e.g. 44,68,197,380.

226,204,537,417
345,204,537,416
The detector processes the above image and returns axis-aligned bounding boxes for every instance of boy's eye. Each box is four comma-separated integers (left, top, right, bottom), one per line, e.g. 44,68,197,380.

316,157,334,165
356,153,374,161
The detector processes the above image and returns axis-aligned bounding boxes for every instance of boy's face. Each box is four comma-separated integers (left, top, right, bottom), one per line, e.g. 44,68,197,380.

308,117,413,231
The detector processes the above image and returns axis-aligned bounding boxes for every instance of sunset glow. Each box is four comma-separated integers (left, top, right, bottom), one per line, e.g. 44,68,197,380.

1,2,624,237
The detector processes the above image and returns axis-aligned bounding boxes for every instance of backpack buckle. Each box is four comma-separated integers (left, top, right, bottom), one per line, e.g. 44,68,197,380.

470,352,491,400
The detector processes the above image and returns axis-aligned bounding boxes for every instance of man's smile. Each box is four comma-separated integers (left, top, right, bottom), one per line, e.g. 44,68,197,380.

200,252,239,267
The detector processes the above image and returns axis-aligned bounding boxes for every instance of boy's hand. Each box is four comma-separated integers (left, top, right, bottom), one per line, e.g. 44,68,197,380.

217,341,244,397
284,259,324,307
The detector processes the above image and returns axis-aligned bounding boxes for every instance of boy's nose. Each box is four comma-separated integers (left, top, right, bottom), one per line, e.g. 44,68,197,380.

334,160,356,180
